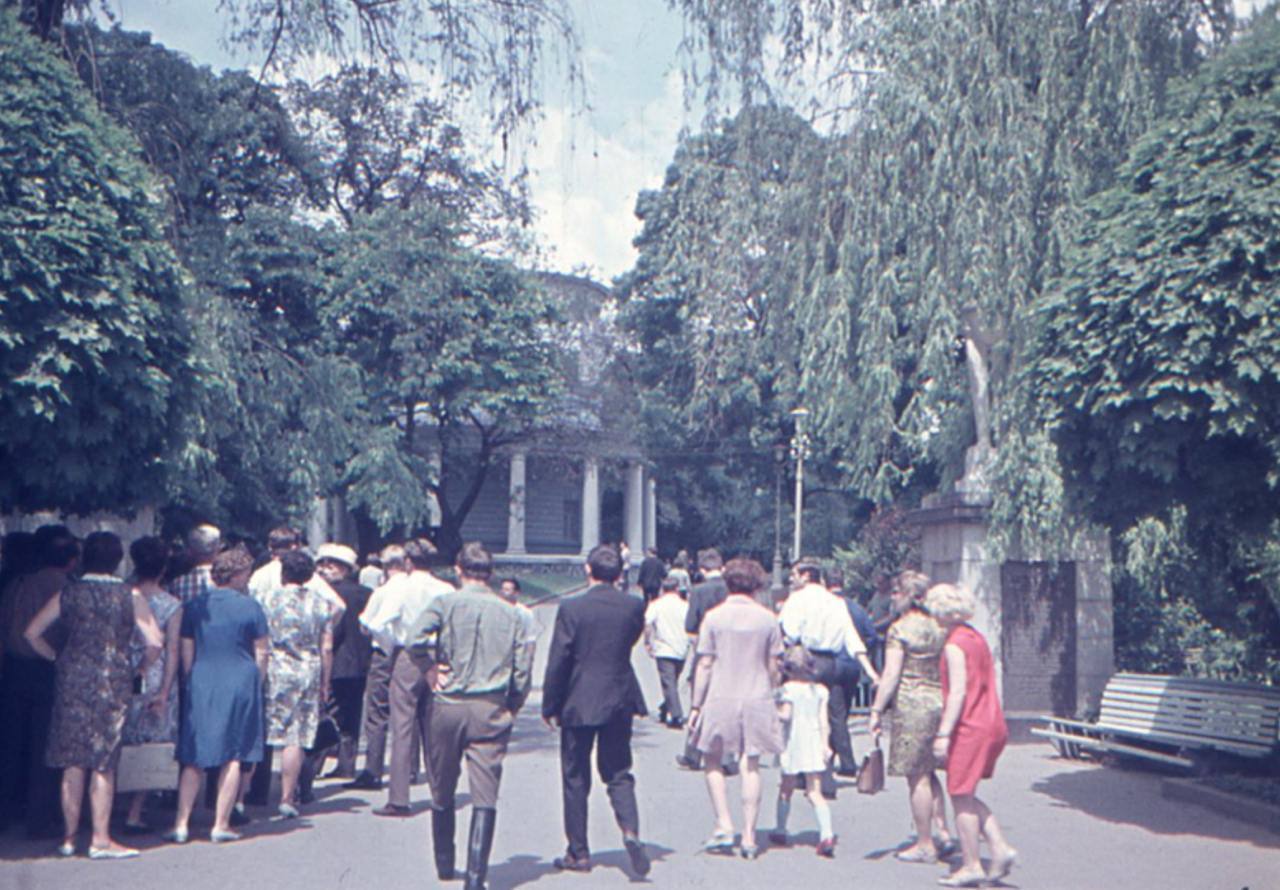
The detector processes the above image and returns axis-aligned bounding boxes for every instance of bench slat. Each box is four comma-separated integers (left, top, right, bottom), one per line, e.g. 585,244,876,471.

1029,729,1195,767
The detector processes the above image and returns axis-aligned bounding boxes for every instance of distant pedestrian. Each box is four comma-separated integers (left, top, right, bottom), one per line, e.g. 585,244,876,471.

499,577,540,662
767,645,836,857
644,575,688,728
542,544,651,878
637,547,666,603
927,583,1016,888
675,548,728,771
359,554,385,591
169,524,220,604
668,550,692,596
689,558,783,860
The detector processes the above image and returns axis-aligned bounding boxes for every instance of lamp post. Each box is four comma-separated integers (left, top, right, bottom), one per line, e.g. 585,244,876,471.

772,443,786,594
790,407,810,561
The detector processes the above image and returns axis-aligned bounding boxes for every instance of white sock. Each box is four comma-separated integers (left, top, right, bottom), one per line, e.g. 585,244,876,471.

814,797,833,840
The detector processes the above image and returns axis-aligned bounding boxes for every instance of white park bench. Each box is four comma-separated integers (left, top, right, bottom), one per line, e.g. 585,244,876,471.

1032,672,1280,770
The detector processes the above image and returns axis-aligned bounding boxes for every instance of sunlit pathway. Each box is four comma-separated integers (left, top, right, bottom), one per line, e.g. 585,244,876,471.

4,596,1276,890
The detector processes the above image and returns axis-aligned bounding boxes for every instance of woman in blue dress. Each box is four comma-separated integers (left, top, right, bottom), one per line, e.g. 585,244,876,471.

164,547,269,845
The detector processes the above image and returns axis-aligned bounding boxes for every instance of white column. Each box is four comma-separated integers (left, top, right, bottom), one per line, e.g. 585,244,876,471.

624,460,645,560
580,457,600,554
426,448,443,527
506,450,527,555
644,477,657,551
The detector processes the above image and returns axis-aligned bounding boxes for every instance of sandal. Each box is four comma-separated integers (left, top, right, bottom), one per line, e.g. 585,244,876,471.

896,846,938,864
938,868,988,887
935,836,960,858
740,845,759,861
990,848,1018,882
702,830,736,855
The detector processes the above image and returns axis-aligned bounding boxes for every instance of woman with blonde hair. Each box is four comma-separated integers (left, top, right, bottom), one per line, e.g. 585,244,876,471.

868,570,955,864
926,583,1016,888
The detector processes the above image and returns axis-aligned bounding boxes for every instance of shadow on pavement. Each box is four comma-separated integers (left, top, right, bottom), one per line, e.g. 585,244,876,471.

1031,762,1280,850
488,843,675,888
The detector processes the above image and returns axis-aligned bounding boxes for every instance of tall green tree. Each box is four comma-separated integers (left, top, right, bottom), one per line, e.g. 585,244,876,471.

0,7,195,514
331,206,564,557
672,0,1232,543
618,105,862,556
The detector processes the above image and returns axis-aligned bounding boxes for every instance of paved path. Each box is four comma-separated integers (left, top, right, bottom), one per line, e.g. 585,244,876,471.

4,596,1277,889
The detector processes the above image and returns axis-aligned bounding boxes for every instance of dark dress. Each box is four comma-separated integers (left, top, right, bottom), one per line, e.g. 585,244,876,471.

46,576,136,771
177,587,269,768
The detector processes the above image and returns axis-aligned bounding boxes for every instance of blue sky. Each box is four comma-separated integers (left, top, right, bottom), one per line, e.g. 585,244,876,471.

106,0,693,280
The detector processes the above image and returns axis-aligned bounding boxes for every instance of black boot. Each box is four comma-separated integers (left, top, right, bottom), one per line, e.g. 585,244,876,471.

464,807,497,890
431,806,457,880
298,751,323,804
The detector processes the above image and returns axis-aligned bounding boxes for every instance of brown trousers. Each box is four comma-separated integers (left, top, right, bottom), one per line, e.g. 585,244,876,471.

359,647,394,779
428,697,514,811
387,647,434,807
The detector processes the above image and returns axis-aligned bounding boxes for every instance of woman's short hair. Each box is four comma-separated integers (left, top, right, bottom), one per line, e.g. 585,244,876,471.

211,546,255,587
130,536,169,582
893,570,932,608
280,549,315,585
267,526,302,553
722,557,767,595
924,583,977,624
81,531,124,575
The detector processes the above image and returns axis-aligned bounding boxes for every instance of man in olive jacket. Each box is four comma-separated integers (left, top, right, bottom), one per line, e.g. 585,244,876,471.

542,544,650,878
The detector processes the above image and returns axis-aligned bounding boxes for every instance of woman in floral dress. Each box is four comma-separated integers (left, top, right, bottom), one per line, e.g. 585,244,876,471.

259,549,334,817
24,532,163,860
121,536,183,833
868,570,956,865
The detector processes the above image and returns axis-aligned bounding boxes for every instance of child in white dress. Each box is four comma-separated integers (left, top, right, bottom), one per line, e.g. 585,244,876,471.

769,646,836,857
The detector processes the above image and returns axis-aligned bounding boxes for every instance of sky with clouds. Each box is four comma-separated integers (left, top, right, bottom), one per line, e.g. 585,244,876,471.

102,0,1269,282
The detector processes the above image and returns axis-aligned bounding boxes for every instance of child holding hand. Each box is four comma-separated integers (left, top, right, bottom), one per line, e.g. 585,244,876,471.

769,646,837,857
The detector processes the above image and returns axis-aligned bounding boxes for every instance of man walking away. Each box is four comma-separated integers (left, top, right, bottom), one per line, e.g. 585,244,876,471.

542,544,651,878
827,567,879,777
347,543,410,790
637,548,666,604
644,575,689,728
409,543,531,890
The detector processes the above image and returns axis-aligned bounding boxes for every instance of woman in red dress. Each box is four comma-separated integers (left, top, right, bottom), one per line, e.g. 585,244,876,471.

926,583,1017,888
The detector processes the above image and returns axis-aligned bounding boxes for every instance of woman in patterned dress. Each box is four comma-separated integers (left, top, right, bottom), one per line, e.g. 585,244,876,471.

24,532,163,860
259,550,334,817
121,536,183,833
927,583,1017,888
868,570,956,864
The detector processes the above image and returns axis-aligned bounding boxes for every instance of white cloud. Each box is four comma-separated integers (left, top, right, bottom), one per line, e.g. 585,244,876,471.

526,68,688,281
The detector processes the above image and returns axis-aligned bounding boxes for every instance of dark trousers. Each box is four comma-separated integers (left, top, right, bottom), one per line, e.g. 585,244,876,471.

655,657,684,723
0,655,60,835
560,716,639,860
827,658,860,771
360,647,393,778
332,676,366,738
387,648,433,807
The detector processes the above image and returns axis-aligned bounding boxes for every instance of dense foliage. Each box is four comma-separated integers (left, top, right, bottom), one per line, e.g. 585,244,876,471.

0,9,195,514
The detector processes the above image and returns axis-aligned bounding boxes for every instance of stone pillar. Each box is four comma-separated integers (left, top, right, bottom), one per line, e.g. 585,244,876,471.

624,460,645,560
644,477,657,551
506,450,527,555
306,496,328,551
580,457,601,555
1074,528,1115,714
426,449,443,528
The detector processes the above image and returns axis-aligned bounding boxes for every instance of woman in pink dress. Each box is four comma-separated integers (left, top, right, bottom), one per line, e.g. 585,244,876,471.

926,583,1017,888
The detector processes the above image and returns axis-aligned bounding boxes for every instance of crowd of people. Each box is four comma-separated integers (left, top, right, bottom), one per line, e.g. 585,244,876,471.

0,522,1016,889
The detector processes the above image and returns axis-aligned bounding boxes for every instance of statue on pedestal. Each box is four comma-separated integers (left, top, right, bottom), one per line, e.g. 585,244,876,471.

957,304,995,496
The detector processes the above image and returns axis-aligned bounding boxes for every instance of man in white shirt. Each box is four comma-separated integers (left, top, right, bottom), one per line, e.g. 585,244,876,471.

367,538,454,816
249,526,346,621
644,575,689,729
345,543,410,790
779,559,880,799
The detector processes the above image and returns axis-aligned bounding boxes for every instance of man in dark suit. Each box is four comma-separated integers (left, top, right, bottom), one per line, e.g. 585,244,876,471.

542,544,650,878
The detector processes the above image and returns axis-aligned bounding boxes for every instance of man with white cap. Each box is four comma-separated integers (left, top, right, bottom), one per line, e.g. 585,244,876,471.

314,543,372,779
